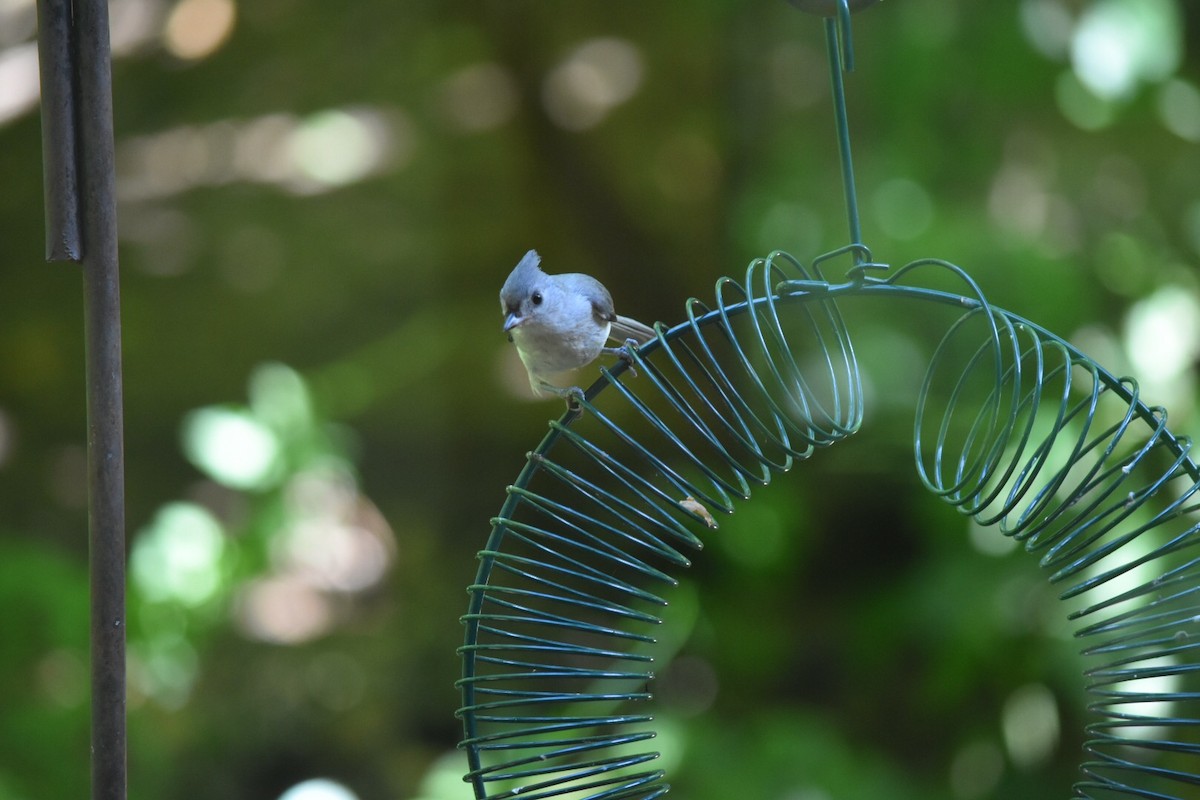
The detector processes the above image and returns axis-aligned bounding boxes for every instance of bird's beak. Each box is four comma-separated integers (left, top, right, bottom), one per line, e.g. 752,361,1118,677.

503,312,523,333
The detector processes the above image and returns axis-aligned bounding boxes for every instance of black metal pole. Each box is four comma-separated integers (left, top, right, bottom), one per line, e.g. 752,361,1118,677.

37,0,128,797
77,0,127,791
35,0,81,261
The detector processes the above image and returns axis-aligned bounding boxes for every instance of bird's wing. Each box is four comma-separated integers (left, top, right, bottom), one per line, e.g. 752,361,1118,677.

560,272,655,344
561,273,616,322
610,315,656,344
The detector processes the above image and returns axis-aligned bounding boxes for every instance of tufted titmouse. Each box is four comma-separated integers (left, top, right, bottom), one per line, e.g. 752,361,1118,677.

500,249,656,399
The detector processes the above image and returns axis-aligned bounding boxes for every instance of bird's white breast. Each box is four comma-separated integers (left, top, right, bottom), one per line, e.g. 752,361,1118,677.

512,290,610,377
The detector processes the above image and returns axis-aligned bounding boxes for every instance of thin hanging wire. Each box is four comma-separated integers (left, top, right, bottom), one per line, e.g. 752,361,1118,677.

824,2,864,260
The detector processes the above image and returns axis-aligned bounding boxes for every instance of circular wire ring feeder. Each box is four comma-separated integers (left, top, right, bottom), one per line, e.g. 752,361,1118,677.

457,248,1200,800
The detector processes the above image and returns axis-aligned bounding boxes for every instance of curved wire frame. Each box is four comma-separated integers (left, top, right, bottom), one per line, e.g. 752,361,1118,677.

457,248,1200,800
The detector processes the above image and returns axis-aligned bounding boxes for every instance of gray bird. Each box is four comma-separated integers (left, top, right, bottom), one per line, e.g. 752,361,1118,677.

500,249,656,399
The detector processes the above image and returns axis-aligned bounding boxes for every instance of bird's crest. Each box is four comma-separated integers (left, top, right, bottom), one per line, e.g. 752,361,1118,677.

514,249,542,279
501,249,545,305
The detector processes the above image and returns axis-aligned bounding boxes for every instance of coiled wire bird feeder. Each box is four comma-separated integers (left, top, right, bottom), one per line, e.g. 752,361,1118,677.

457,3,1200,798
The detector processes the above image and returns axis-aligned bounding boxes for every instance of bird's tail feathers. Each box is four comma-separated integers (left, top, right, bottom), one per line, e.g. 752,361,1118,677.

610,315,656,345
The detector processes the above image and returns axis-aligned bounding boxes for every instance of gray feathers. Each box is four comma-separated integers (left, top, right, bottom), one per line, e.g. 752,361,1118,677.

499,249,656,397
609,314,655,345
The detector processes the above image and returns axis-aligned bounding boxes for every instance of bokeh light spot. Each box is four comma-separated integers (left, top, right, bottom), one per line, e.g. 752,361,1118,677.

1124,285,1200,384
0,406,14,468
0,41,39,126
988,164,1049,238
872,178,934,240
1093,231,1149,296
542,37,643,131
117,108,412,200
411,752,473,800
437,62,518,133
1070,0,1181,100
1157,78,1200,142
968,519,1018,557
232,113,298,185
769,41,827,109
109,0,163,56
288,109,391,190
164,0,236,61
277,465,396,592
281,512,392,592
1001,683,1060,768
237,575,333,644
277,778,360,800
249,361,313,434
131,502,226,606
949,739,1004,799
183,407,282,490
129,634,200,710
1106,659,1180,741
0,0,36,49
1018,0,1073,60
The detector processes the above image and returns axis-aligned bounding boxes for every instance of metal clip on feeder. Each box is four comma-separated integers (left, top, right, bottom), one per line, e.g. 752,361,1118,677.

458,2,1200,798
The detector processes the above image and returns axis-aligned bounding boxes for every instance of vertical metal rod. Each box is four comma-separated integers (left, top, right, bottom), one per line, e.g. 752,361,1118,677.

74,0,128,798
824,12,863,258
35,0,82,261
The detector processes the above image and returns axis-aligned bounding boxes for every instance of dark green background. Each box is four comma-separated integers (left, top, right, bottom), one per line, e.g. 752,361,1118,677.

1,1,1197,798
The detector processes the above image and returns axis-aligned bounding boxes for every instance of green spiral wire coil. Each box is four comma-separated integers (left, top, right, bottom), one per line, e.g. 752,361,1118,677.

458,2,1200,796
457,250,863,800
457,251,1200,799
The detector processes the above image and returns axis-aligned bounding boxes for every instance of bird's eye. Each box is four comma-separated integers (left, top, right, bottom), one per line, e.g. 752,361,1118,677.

531,291,543,306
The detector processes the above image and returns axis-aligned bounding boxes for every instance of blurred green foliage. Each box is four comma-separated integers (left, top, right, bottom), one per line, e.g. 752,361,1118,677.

1,0,1199,798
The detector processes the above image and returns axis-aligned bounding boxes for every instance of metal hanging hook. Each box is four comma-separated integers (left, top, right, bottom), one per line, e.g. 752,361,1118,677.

787,0,881,72
787,0,883,269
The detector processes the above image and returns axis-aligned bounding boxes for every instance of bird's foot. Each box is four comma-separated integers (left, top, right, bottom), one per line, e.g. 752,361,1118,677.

539,381,586,414
561,386,586,414
602,339,642,377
